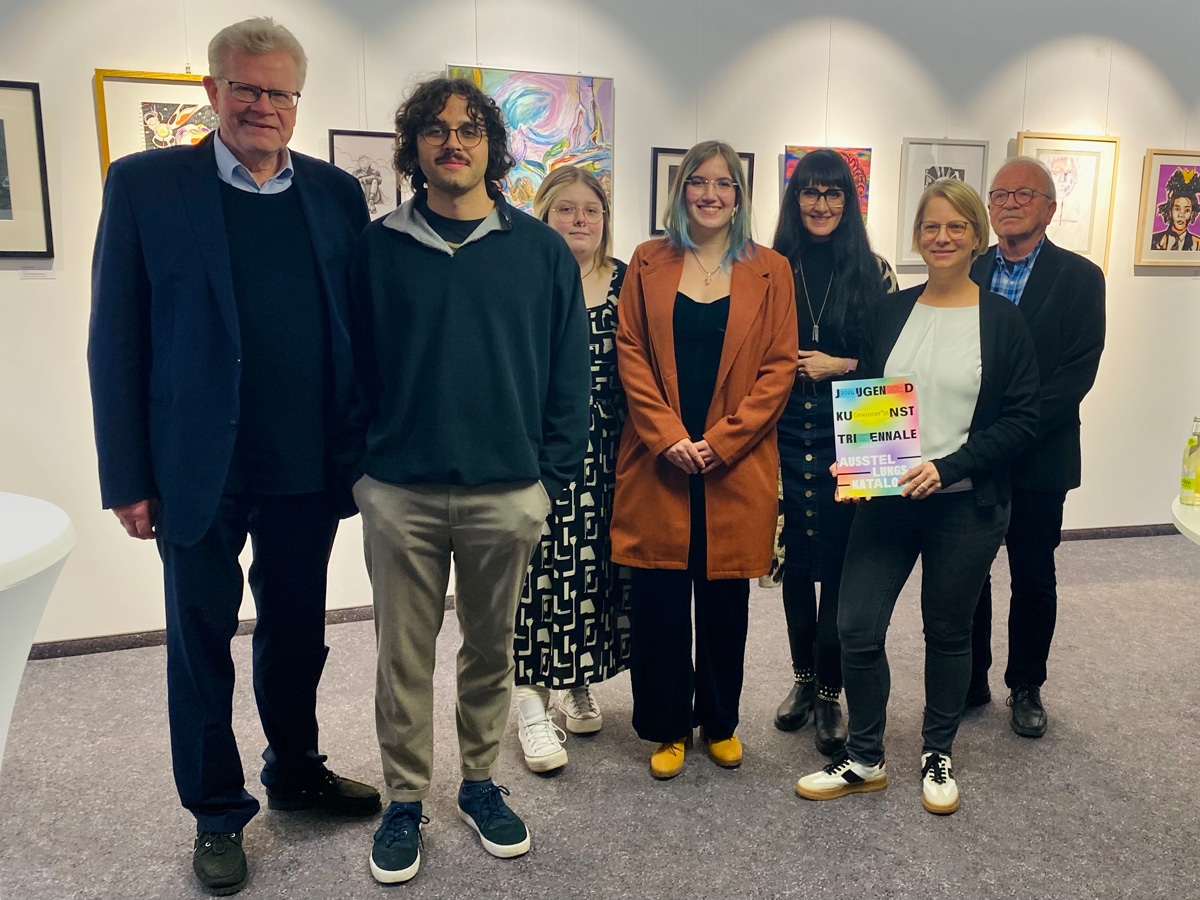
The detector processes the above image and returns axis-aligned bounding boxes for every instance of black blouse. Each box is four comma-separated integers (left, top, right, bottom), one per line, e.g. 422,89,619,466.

673,292,730,440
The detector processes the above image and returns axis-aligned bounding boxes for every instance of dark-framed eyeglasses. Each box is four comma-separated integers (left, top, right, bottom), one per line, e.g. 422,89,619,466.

418,123,486,148
550,203,604,224
683,176,738,193
798,187,847,208
919,220,971,239
219,79,301,110
987,187,1050,207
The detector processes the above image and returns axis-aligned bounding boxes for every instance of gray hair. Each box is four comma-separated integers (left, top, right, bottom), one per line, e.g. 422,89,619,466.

207,18,308,90
994,155,1057,202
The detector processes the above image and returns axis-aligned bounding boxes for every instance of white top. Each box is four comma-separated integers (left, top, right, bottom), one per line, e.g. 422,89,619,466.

0,493,76,591
884,303,981,493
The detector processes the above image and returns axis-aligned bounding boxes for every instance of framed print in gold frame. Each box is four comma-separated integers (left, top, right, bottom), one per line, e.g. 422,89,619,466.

94,69,214,177
1015,131,1120,273
1133,148,1200,266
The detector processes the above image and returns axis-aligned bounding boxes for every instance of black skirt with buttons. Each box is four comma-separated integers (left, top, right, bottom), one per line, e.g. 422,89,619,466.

778,376,856,583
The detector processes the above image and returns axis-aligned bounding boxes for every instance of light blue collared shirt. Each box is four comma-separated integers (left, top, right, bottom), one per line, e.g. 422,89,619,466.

989,236,1046,306
213,131,295,194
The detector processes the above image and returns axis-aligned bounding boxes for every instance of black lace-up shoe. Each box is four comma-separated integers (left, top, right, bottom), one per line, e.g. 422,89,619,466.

265,765,380,816
193,829,247,896
370,801,428,884
1008,685,1048,737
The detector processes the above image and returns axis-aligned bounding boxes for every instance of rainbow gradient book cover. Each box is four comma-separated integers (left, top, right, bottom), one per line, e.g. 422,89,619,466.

833,376,921,498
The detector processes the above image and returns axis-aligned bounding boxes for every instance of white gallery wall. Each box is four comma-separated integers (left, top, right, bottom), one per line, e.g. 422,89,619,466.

2,0,1198,642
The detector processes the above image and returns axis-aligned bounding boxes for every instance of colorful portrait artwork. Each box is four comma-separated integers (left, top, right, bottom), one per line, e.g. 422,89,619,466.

140,101,218,151
1151,165,1200,252
784,146,872,221
447,65,613,213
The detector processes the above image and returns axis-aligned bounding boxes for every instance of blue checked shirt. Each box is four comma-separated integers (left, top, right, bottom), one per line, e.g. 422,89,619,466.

988,236,1045,305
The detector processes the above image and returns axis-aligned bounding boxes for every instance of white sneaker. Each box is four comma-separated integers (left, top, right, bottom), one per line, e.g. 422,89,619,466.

516,695,567,772
795,754,887,800
555,686,603,734
921,751,959,814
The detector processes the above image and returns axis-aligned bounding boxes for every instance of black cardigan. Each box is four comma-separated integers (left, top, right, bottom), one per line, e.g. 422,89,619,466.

857,284,1041,507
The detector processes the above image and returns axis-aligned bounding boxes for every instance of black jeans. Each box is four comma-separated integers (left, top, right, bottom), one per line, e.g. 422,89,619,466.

972,489,1067,690
838,492,1009,763
158,492,337,833
629,478,750,743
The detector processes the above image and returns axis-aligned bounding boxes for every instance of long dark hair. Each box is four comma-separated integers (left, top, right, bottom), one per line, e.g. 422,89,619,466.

772,149,883,347
393,77,515,200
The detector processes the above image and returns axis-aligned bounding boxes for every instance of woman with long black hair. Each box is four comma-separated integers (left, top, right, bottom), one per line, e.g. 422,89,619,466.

770,149,897,755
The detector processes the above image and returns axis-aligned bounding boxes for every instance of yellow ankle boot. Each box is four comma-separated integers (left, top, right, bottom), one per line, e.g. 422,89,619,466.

650,735,691,779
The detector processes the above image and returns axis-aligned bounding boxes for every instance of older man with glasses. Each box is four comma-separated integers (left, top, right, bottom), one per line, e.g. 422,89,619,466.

965,157,1106,738
88,17,378,896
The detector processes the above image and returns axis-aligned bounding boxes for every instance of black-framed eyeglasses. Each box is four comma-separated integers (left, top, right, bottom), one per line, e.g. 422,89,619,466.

683,176,738,193
987,187,1050,207
219,79,301,110
418,123,486,148
798,187,846,208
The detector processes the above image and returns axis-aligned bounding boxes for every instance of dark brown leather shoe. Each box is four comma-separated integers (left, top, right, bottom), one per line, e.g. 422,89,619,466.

774,679,816,731
1008,685,1047,738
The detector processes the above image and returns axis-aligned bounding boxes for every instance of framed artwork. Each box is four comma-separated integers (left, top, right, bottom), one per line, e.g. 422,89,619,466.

784,146,872,222
0,81,53,258
895,138,989,266
1134,149,1200,266
649,147,755,236
446,65,613,213
1015,131,1120,272
329,129,404,220
94,69,216,176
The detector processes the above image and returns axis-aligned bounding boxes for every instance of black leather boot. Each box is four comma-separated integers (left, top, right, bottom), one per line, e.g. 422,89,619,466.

813,685,848,755
774,676,815,731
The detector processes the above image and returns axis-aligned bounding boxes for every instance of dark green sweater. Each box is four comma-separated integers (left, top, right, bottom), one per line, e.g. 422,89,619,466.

348,197,590,497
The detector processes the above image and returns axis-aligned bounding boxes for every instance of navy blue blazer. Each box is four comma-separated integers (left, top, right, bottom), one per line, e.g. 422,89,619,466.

88,137,369,547
970,239,1105,493
857,284,1040,508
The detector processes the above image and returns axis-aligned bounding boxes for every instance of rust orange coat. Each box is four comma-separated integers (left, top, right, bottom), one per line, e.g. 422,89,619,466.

611,238,798,580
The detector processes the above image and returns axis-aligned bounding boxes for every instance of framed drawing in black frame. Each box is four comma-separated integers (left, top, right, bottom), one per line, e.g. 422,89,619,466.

649,146,755,236
328,129,405,220
0,80,53,259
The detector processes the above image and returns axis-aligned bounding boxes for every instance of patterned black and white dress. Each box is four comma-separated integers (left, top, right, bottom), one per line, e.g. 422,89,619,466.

513,261,632,689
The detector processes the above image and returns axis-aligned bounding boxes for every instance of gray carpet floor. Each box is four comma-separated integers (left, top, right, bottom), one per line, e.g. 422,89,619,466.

1,535,1198,900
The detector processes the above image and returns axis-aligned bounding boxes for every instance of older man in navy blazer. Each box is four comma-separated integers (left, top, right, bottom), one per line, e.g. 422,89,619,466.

966,157,1106,739
88,17,377,896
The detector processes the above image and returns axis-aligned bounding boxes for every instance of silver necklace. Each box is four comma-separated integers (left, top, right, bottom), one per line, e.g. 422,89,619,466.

797,258,834,342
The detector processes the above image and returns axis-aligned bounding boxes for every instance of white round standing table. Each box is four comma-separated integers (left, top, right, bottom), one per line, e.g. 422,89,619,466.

0,493,75,775
1171,497,1200,546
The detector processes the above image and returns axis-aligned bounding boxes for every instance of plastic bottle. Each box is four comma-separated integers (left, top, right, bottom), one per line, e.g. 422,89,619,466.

1180,417,1200,506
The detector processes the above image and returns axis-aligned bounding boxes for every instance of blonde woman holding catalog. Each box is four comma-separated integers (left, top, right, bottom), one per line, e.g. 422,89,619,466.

795,179,1038,814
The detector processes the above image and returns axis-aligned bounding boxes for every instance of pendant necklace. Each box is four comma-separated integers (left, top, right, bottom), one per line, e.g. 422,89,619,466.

690,248,723,285
797,258,834,342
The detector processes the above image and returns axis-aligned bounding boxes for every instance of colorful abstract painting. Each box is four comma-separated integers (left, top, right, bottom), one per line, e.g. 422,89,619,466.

784,146,872,222
140,102,218,151
447,65,613,213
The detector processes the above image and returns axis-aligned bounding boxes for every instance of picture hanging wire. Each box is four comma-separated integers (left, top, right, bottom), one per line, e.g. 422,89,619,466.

1103,38,1114,135
181,0,192,73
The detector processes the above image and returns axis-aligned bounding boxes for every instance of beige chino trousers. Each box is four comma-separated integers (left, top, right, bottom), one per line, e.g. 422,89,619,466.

354,475,551,803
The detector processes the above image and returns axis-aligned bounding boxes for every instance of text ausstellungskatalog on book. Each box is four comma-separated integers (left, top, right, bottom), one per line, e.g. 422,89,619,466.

832,376,921,498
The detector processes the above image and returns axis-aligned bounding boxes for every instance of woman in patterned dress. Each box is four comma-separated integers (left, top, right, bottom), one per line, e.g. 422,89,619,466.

511,165,632,773
770,149,898,755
